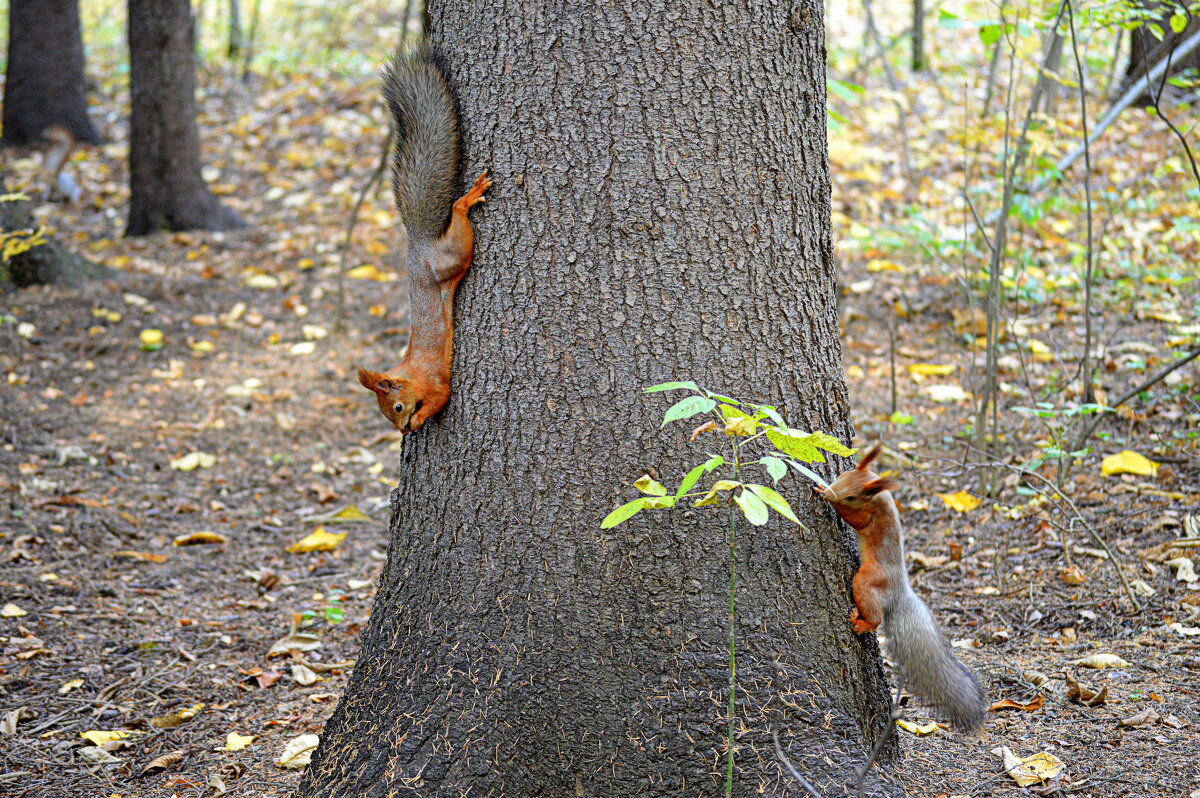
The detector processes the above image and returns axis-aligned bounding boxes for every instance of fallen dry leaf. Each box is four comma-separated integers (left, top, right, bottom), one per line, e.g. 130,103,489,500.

937,490,982,512
1071,653,1130,669
989,693,1044,712
1118,707,1161,728
218,732,256,752
993,746,1065,787
1065,673,1108,706
286,526,346,554
138,749,185,777
173,531,228,547
277,733,320,769
1100,450,1159,477
150,702,204,729
112,550,170,563
896,719,940,735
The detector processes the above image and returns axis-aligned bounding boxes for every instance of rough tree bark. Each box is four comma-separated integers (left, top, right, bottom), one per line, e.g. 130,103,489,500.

2,0,99,146
126,0,246,235
299,2,898,796
1,179,105,288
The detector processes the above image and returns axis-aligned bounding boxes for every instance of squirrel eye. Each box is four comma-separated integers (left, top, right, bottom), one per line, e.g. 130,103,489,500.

393,403,404,413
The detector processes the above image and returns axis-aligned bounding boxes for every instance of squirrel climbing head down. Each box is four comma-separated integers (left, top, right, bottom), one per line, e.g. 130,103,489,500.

816,444,900,530
358,367,448,434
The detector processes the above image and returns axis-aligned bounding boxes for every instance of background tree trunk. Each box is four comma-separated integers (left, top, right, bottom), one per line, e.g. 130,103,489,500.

2,0,99,146
299,2,898,796
1,180,105,288
126,0,246,236
1124,5,1200,95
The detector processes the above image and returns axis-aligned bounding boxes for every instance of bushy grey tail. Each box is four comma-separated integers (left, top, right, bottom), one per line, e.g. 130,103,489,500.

884,587,986,730
381,47,461,243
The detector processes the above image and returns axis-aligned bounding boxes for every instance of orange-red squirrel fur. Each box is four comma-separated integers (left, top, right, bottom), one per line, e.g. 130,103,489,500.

357,48,490,433
817,444,987,730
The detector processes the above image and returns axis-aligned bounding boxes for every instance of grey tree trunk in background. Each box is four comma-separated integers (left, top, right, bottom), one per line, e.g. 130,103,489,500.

2,0,99,146
126,0,245,236
299,2,898,796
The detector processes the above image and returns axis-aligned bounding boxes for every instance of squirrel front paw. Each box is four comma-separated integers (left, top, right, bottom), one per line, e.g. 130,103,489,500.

850,607,878,634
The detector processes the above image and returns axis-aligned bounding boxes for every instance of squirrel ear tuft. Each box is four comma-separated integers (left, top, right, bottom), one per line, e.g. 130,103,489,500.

375,377,401,393
857,443,882,471
358,367,384,393
862,477,900,496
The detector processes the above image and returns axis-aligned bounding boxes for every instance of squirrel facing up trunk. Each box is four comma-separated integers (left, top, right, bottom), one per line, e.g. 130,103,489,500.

357,47,490,433
818,444,987,730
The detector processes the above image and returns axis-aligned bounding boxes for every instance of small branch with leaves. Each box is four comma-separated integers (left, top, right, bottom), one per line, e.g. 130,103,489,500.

601,381,852,797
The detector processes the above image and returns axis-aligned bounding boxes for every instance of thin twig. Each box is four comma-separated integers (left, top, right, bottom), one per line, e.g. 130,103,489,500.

334,127,394,332
1066,0,1096,405
771,727,826,798
855,681,903,797
1070,347,1200,452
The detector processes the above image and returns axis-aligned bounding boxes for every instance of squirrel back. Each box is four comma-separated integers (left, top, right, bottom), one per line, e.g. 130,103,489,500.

382,48,462,244
819,444,986,730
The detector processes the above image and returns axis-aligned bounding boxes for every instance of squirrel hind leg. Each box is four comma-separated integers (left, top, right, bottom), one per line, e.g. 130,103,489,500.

454,171,491,212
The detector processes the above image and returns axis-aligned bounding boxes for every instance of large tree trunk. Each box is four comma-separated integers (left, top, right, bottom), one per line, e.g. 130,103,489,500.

299,2,898,796
1,179,106,288
126,0,245,236
1,0,99,146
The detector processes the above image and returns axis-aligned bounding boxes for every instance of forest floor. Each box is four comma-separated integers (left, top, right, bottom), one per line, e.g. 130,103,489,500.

3,44,1200,798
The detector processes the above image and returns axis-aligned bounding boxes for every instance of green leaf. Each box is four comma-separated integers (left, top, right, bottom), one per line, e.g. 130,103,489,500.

734,489,769,526
601,497,648,529
676,462,709,498
1172,12,1187,33
642,496,677,509
765,427,823,462
889,411,914,425
634,474,668,496
760,456,788,484
804,432,856,458
827,77,864,102
745,484,801,524
661,395,717,427
787,459,829,489
756,405,786,427
645,381,700,393
978,23,1003,45
676,455,725,498
706,393,742,405
937,9,963,28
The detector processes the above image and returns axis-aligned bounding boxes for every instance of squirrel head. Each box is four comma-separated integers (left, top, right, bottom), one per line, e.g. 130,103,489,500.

358,367,442,434
816,444,900,530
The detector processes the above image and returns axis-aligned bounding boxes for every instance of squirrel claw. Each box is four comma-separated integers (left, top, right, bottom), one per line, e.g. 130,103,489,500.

459,171,492,209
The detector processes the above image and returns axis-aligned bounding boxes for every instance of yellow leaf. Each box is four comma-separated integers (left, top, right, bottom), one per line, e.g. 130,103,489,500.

896,719,940,735
150,702,204,728
925,383,971,402
1100,450,1159,477
1,602,28,617
287,526,346,554
81,729,142,745
866,258,905,273
346,265,397,282
172,531,228,546
937,491,982,512
1027,339,1054,363
1071,653,1130,669
139,329,164,349
908,363,955,382
59,679,84,694
169,452,216,471
219,732,257,752
329,505,371,522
